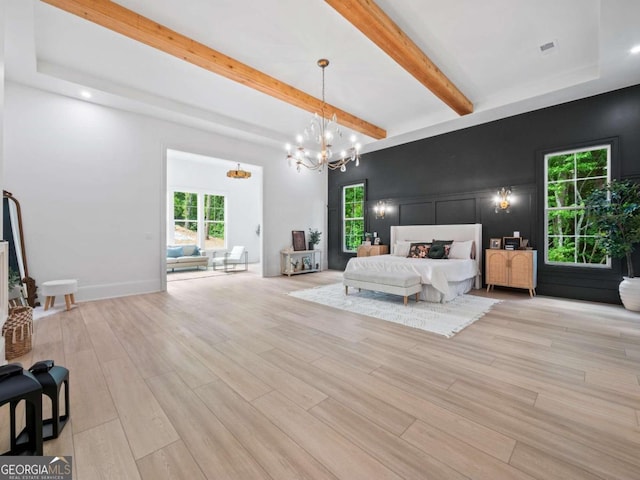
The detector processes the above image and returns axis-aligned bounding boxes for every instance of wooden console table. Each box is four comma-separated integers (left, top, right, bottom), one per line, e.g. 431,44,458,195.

280,250,322,276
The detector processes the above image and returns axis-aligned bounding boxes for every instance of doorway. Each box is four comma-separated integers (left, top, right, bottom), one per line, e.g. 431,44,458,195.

164,149,263,284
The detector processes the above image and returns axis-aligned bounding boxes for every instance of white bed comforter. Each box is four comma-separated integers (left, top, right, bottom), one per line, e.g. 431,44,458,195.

344,255,478,297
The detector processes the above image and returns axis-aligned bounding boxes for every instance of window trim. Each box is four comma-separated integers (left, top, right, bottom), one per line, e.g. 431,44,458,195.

342,182,365,253
543,143,611,268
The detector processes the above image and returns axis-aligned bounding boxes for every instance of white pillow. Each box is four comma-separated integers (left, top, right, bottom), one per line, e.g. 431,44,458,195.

392,240,413,257
448,240,474,259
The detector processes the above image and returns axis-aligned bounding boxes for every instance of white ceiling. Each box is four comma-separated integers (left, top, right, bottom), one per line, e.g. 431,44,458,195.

6,0,640,153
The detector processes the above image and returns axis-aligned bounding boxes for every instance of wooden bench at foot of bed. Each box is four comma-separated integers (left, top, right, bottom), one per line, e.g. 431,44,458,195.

343,270,422,306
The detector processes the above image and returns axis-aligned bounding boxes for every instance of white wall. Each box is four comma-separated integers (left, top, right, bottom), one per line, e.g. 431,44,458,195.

167,150,262,263
0,0,7,364
4,82,327,301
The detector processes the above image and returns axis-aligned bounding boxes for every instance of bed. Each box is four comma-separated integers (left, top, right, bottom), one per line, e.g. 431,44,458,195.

344,224,482,303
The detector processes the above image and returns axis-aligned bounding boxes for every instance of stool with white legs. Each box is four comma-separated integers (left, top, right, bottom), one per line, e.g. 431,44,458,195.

41,279,78,311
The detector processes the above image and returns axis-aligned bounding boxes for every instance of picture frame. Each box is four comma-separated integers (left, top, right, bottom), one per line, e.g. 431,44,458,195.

489,238,502,249
302,255,312,270
374,237,381,245
292,230,306,251
503,236,521,250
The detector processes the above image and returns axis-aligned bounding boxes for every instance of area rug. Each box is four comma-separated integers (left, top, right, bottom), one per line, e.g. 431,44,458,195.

288,283,501,338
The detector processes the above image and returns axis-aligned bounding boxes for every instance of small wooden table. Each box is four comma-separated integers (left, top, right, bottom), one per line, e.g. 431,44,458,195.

357,245,389,257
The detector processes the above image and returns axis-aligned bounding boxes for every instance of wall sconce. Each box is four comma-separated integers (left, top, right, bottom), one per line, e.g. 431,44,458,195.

494,187,512,213
373,200,387,219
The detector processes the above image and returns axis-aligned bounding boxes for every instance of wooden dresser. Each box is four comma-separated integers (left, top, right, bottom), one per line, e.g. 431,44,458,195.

485,249,537,297
356,245,389,257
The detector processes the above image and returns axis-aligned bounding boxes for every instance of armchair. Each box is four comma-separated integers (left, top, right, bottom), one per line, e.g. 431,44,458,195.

212,246,248,272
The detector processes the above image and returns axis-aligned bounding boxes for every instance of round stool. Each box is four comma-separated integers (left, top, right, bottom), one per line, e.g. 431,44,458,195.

41,279,78,311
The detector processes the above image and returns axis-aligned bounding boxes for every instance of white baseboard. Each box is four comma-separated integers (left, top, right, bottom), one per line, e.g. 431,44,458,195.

71,279,162,302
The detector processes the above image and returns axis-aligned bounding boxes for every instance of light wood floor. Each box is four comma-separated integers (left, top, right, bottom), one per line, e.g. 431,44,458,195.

2,269,640,479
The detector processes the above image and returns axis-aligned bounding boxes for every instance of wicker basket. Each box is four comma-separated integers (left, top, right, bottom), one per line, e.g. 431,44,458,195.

2,305,33,360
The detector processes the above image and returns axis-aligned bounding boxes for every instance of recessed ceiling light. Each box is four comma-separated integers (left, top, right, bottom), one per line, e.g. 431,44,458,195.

80,90,92,99
631,45,640,54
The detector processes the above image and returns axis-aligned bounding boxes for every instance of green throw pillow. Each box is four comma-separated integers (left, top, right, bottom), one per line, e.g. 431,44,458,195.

427,243,446,259
431,239,453,259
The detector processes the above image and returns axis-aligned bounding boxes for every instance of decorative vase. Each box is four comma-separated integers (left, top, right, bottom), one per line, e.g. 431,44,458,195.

308,242,314,250
619,277,640,312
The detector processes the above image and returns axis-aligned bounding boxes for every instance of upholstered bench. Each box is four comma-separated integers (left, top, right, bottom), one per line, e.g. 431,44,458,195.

343,270,422,306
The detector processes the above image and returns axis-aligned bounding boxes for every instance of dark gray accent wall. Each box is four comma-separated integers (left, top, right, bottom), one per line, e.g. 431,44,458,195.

328,83,640,304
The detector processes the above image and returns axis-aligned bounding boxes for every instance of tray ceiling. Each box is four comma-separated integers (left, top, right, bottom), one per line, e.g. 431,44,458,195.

6,0,640,152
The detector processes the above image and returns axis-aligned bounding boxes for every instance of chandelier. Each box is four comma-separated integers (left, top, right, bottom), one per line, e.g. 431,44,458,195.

285,59,361,173
227,163,251,179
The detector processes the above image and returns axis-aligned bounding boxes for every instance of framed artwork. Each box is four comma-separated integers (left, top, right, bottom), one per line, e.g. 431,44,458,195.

503,236,521,250
302,255,312,270
292,230,306,251
490,238,502,249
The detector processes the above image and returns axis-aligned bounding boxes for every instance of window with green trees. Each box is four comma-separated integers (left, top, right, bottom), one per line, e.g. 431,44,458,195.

343,183,365,252
173,191,198,245
173,191,225,249
204,194,225,249
544,145,610,267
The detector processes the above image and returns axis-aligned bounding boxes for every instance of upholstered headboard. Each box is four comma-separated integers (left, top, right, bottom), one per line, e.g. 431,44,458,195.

390,224,482,288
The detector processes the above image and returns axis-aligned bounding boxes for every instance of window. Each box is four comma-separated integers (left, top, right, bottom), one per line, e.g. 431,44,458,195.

343,183,364,252
544,145,610,267
173,191,198,245
204,194,225,250
172,191,226,249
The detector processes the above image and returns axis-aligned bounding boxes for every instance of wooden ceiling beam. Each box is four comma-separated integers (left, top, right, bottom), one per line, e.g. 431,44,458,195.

325,0,473,116
40,0,387,140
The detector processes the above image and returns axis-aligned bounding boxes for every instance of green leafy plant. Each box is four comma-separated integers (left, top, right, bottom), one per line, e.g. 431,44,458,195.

585,179,640,278
308,228,322,246
8,268,21,290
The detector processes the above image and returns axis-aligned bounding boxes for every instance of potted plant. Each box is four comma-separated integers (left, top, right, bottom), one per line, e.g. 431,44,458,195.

8,268,23,305
585,179,640,311
308,228,321,250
